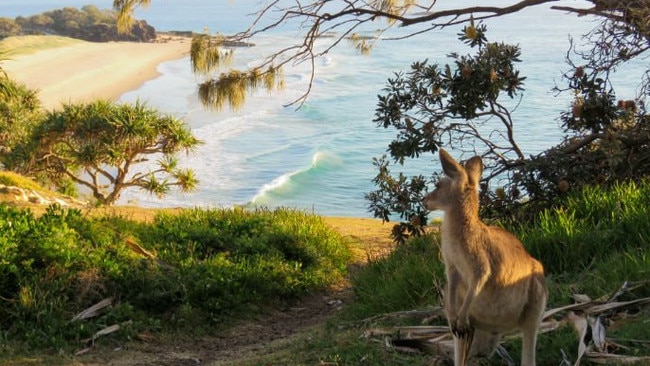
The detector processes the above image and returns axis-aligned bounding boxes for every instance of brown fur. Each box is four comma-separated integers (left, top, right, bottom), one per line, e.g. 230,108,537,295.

423,149,547,366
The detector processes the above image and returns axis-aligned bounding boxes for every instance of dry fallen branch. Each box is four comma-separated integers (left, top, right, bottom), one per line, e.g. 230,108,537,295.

568,311,589,366
365,283,650,364
355,306,446,327
71,297,114,322
125,237,155,259
584,351,650,364
75,321,132,355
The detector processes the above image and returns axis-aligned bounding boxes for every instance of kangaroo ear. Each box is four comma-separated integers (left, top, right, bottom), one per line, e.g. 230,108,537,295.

464,156,483,190
439,149,464,181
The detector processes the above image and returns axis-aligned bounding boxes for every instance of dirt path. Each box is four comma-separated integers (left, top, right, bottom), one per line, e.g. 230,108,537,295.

73,216,396,366
79,291,346,366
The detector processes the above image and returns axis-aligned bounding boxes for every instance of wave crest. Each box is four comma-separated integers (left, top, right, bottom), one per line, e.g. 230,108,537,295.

250,150,342,205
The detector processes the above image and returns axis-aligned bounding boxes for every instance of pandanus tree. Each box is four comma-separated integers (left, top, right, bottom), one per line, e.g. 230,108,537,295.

22,100,201,205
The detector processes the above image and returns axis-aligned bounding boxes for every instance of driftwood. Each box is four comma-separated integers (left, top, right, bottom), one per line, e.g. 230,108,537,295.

365,281,650,365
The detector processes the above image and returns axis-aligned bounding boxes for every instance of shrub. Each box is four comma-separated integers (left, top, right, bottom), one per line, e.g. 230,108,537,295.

0,204,351,349
0,76,42,170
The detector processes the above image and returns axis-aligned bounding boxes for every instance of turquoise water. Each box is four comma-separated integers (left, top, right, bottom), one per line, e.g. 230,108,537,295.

2,1,645,217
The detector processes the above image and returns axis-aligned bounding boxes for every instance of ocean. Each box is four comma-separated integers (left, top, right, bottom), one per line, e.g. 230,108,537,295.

1,1,645,217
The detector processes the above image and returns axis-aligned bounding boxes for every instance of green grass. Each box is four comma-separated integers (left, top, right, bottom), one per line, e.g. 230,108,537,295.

515,180,650,300
2,179,650,365
519,181,650,273
0,35,86,57
343,233,445,320
246,180,650,365
0,171,47,192
0,204,351,352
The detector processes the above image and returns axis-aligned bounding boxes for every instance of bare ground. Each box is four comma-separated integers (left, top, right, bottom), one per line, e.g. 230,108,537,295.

77,290,349,366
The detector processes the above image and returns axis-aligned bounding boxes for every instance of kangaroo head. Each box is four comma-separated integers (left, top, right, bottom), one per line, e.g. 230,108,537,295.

422,149,483,212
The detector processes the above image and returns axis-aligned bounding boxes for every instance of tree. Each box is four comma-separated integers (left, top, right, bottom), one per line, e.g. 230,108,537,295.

20,14,55,35
0,76,42,169
21,100,201,205
0,18,21,38
6,6,158,42
81,5,115,25
115,1,650,238
366,22,528,242
114,0,649,108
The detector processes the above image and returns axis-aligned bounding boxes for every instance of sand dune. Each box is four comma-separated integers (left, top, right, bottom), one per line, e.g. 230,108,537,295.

2,36,191,110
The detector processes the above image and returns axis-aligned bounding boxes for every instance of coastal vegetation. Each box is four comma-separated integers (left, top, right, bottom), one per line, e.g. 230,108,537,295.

13,100,201,205
0,76,41,161
0,5,155,42
0,178,648,365
0,200,351,352
0,70,202,205
116,0,650,242
0,35,202,205
262,180,650,365
0,0,648,364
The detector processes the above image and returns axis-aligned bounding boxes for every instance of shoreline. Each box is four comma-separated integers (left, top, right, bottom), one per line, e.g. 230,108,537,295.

1,35,191,110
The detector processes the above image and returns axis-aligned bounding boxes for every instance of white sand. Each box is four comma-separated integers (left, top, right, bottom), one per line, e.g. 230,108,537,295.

2,36,191,110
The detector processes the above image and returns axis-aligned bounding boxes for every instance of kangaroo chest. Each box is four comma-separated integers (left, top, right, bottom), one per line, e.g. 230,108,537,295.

441,222,480,264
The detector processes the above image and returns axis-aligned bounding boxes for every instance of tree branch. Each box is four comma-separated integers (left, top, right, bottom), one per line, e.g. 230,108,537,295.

401,0,561,26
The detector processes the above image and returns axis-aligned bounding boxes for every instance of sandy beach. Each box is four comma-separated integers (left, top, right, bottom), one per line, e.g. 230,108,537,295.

2,36,191,110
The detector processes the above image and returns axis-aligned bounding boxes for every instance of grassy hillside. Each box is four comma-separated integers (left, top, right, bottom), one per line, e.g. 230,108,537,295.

226,181,650,366
0,35,86,57
1,173,648,365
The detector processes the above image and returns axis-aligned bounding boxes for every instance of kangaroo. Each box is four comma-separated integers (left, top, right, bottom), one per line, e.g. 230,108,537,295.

422,149,547,366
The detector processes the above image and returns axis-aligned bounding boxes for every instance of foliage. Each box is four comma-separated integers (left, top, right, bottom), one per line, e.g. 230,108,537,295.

344,233,445,320
115,0,647,110
0,76,41,169
514,180,650,282
366,155,429,244
17,100,201,205
368,17,650,234
509,57,650,220
7,5,156,42
0,204,350,349
142,207,352,297
285,181,649,366
197,66,284,111
366,24,526,242
0,204,135,349
0,18,21,39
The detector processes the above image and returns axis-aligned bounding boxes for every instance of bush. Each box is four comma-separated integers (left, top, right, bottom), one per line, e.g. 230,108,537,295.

0,76,42,169
0,204,351,349
13,6,156,42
